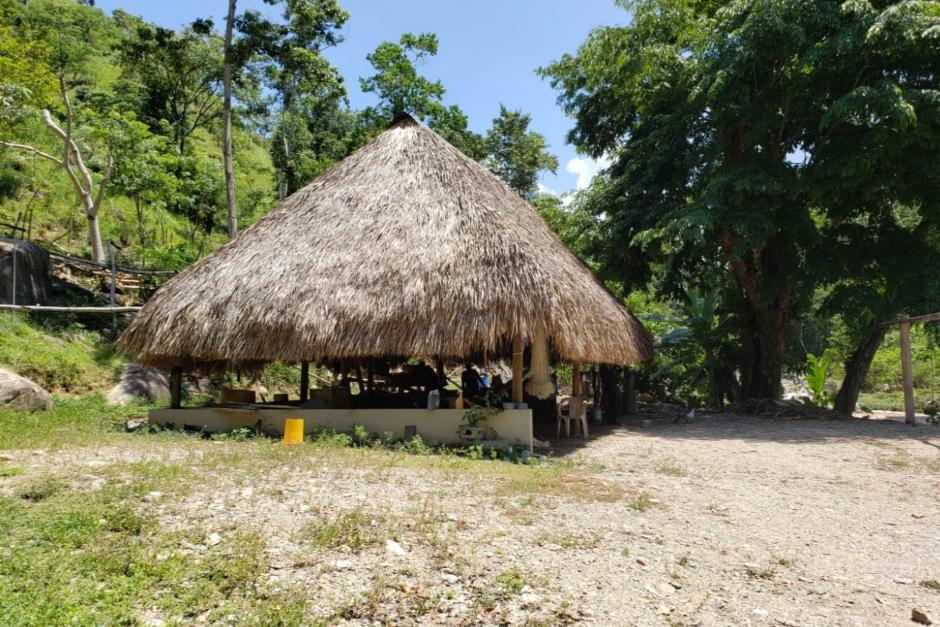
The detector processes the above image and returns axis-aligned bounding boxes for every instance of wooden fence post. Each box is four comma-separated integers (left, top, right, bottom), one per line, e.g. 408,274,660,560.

900,321,915,424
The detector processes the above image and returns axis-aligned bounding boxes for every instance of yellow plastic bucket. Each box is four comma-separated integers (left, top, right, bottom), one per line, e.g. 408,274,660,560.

283,418,304,445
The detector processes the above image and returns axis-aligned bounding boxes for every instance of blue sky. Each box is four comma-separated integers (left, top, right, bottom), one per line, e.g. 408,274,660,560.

94,0,629,193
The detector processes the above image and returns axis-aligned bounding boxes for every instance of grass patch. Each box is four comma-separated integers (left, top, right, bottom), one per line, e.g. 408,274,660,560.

876,453,913,471
0,468,290,625
333,574,434,624
496,469,624,503
0,396,159,450
470,568,533,617
920,579,940,592
628,491,658,512
0,315,125,394
101,460,196,500
538,529,603,550
0,466,24,477
302,508,385,551
858,390,907,412
17,475,66,502
495,569,527,596
655,460,686,477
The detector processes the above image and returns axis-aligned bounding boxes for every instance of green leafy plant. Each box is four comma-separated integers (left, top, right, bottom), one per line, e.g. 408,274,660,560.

464,443,484,460
350,423,373,447
805,350,836,408
460,404,497,430
402,434,431,455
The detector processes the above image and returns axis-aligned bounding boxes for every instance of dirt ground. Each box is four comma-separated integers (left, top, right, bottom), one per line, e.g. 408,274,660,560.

6,413,940,626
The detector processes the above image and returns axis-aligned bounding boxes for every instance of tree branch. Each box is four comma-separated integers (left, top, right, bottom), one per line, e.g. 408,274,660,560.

0,141,64,165
40,109,90,206
57,76,95,194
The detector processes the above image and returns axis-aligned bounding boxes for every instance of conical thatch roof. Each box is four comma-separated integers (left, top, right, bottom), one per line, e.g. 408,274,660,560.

120,114,653,371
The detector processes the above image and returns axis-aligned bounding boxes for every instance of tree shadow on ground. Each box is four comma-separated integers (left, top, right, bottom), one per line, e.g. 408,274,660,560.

539,412,940,455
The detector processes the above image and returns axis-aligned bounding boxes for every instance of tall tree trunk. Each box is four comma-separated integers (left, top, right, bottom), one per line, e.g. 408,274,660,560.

738,302,789,399
281,134,292,199
87,213,105,263
222,0,238,239
135,195,145,245
834,324,887,416
723,231,791,400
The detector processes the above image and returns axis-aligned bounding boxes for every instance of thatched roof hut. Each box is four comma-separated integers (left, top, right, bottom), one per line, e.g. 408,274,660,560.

120,114,653,372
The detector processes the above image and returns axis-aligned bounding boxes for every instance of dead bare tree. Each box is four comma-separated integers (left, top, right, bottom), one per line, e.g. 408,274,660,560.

0,75,113,262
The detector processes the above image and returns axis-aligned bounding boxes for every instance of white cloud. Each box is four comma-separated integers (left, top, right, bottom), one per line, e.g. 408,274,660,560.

566,155,611,190
536,182,556,196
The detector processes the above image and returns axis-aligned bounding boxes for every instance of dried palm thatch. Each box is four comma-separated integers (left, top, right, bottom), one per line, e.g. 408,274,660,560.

120,114,653,371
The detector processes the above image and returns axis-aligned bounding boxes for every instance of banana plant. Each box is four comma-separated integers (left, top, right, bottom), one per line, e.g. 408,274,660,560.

805,349,836,408
640,287,730,407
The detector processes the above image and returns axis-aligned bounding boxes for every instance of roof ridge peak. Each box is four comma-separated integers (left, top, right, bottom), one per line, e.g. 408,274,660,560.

389,111,418,128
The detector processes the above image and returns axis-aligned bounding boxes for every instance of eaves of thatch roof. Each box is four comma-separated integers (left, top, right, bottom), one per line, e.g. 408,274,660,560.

119,114,653,371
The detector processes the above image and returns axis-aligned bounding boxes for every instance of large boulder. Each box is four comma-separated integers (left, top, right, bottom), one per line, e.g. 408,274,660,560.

106,364,169,406
0,368,53,411
0,238,52,306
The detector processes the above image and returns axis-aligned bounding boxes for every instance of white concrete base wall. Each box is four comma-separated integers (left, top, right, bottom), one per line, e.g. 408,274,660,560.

149,407,533,450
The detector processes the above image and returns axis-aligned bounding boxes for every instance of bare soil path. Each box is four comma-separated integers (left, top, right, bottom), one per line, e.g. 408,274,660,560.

3,414,939,625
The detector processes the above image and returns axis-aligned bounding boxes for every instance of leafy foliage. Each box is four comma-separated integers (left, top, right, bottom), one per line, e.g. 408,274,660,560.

542,0,940,400
484,105,558,197
115,15,223,154
805,350,835,408
359,32,485,159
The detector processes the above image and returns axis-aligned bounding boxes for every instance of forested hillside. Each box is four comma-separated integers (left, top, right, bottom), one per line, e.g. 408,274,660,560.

1,0,271,267
0,0,557,269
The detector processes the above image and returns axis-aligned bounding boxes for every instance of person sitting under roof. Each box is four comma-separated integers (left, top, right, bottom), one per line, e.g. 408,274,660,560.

461,363,484,398
410,360,439,393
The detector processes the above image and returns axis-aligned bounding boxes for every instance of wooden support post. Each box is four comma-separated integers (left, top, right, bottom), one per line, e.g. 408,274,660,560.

592,365,599,403
572,363,581,397
900,321,916,424
511,336,524,404
525,327,553,399
354,363,364,396
299,360,310,402
170,367,182,409
625,369,637,415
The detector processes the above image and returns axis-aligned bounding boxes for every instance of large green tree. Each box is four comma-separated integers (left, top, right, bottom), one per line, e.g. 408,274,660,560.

234,0,352,196
359,32,484,159
484,105,558,198
825,207,940,415
543,0,940,399
115,15,222,154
